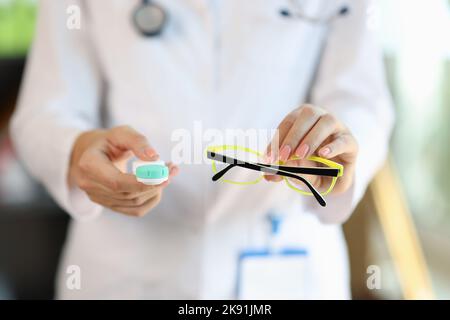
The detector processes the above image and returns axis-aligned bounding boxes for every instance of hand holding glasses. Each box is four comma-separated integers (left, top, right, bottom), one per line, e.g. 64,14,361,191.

206,145,343,207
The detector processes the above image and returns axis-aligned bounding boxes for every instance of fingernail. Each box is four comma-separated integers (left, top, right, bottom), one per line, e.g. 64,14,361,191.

320,147,331,157
269,152,277,163
295,144,309,159
145,149,158,159
264,151,272,163
265,151,276,164
279,145,291,162
141,148,152,156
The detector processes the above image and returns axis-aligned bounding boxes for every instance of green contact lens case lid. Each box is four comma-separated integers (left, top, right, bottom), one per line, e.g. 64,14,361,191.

135,164,169,179
132,160,169,185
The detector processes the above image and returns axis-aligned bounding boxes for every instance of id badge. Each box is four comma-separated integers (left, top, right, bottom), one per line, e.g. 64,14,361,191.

237,248,312,300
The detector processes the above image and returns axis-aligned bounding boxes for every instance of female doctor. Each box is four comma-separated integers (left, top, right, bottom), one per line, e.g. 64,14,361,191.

11,0,393,299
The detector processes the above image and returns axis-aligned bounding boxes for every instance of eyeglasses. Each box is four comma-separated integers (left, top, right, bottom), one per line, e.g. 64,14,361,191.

206,145,344,207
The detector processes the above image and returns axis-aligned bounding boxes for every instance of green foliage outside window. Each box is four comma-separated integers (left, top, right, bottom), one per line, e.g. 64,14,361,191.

0,0,37,58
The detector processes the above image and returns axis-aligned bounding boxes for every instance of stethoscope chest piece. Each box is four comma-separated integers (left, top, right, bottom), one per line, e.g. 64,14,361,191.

133,1,166,37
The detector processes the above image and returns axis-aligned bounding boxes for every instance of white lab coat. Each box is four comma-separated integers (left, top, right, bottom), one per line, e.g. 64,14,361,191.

11,0,393,299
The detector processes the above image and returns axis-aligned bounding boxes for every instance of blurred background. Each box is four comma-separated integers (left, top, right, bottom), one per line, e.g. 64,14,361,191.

0,0,449,299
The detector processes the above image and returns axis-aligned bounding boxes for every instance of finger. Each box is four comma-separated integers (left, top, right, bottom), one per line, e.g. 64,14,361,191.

81,150,161,193
118,180,169,199
119,173,169,193
80,179,150,201
263,174,283,182
108,125,159,161
94,183,162,200
111,193,162,217
319,133,357,159
78,148,131,191
107,145,134,162
263,158,307,183
91,160,176,195
166,162,180,178
295,113,339,159
279,105,324,162
88,190,160,208
77,175,116,194
266,110,298,162
79,164,160,199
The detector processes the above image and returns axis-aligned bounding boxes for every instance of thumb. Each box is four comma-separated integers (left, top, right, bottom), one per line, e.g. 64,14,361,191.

108,126,159,161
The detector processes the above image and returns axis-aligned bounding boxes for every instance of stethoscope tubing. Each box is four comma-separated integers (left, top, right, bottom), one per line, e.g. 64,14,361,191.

281,0,350,24
133,1,350,36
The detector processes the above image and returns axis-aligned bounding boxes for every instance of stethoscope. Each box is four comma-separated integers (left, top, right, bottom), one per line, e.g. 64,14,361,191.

133,0,167,37
133,0,350,37
280,0,350,23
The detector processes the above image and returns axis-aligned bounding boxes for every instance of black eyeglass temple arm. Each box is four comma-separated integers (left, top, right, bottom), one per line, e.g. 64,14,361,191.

274,170,326,207
211,164,236,181
212,162,327,207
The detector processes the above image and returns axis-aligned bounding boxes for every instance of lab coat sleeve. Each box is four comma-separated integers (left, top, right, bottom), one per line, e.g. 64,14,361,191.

308,0,395,223
10,0,103,221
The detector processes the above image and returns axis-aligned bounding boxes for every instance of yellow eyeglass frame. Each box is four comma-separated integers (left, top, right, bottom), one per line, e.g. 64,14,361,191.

206,145,344,197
